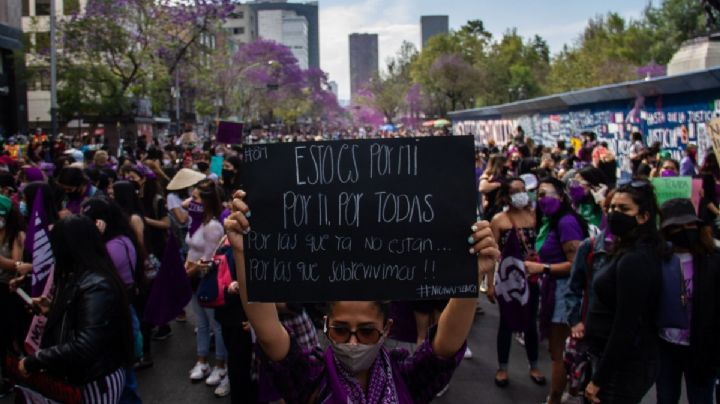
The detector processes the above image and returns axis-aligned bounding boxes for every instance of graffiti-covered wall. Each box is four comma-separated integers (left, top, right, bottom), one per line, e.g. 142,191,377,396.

453,88,720,174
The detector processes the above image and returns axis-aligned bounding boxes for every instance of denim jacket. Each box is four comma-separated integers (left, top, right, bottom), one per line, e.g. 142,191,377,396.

565,230,612,326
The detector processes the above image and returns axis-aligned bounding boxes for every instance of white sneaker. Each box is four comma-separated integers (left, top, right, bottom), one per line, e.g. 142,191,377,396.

214,375,231,397
463,346,473,359
189,362,211,382
205,366,227,387
435,384,450,397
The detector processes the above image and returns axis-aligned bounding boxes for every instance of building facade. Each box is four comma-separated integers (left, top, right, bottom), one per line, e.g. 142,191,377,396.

223,3,257,51
250,0,319,69
421,15,448,48
257,8,308,68
348,33,377,98
21,0,89,128
0,0,28,136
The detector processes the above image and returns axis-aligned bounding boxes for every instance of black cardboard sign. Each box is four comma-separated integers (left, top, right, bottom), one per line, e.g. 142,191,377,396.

242,136,478,302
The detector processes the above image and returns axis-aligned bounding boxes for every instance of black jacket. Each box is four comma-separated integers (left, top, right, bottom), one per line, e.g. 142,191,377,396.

689,251,720,377
24,271,132,385
586,242,662,386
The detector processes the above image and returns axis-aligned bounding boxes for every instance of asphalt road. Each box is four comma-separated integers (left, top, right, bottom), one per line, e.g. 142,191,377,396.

1,301,681,403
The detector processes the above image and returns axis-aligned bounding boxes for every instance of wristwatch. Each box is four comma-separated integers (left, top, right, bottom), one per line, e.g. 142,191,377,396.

543,263,551,275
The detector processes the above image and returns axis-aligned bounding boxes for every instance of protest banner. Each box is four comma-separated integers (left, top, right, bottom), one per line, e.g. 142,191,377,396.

24,189,56,354
652,177,692,208
241,136,478,302
216,121,243,144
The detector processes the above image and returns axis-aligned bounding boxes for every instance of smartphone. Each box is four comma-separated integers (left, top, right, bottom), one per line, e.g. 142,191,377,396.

16,288,33,306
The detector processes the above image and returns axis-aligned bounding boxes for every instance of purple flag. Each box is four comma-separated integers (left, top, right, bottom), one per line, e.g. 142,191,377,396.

494,229,530,332
216,121,243,144
144,233,192,326
26,189,54,297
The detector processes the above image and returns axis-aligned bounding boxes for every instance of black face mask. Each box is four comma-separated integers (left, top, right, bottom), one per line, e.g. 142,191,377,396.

668,228,699,250
607,211,638,238
222,169,235,184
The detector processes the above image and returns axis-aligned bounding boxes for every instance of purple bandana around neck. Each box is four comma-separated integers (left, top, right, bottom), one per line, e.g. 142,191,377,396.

323,347,402,404
188,201,204,237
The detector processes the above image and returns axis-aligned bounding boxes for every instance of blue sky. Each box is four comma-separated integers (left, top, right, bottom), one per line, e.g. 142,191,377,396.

319,0,654,100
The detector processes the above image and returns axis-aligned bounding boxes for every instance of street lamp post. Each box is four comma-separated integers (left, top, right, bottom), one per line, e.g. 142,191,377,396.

49,0,58,138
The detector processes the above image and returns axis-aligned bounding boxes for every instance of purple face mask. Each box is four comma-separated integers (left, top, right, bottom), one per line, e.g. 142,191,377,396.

538,196,562,216
568,185,586,205
660,169,677,177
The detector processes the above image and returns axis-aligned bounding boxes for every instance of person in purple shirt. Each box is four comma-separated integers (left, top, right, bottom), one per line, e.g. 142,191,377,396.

224,190,501,404
80,197,144,404
527,177,588,404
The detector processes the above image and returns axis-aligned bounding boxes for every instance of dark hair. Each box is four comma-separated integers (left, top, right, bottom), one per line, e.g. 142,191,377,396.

81,197,144,282
581,131,597,141
660,158,680,172
196,179,222,223
632,132,644,143
577,166,609,188
113,181,144,217
123,166,164,219
327,301,390,324
222,156,243,200
537,177,589,237
497,177,525,207
700,152,719,180
484,154,507,179
57,167,87,187
1,202,24,250
609,182,668,258
23,182,60,225
47,215,134,366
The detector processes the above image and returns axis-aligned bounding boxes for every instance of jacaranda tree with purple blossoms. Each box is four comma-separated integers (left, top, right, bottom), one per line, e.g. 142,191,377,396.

57,0,233,125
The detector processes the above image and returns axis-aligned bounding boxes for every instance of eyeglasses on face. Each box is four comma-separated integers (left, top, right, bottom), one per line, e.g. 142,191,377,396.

324,323,384,344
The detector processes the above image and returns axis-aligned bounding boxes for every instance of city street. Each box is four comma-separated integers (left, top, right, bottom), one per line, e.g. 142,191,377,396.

129,302,666,404
0,301,679,404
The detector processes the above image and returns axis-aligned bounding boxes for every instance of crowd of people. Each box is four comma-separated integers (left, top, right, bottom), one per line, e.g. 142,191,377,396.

0,123,717,404
475,127,720,404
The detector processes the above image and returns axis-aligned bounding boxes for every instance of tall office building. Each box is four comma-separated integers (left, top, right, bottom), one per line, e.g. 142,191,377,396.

348,33,378,98
421,15,449,48
0,0,27,135
257,8,309,68
250,0,319,69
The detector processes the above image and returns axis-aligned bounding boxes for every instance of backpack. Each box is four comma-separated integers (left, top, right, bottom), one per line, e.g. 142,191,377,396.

197,240,233,308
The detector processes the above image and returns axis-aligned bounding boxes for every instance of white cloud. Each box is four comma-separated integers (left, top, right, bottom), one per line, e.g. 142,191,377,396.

320,0,420,101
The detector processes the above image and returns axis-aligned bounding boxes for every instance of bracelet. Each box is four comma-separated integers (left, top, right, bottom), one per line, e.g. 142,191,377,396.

543,263,551,275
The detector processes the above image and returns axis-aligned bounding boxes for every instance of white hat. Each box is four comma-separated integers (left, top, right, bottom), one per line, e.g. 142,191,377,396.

167,168,206,191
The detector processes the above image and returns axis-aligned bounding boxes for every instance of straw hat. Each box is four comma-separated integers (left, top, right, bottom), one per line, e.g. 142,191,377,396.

167,168,206,191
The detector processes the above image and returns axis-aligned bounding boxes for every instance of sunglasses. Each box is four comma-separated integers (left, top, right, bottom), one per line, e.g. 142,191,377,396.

616,179,651,188
324,323,384,345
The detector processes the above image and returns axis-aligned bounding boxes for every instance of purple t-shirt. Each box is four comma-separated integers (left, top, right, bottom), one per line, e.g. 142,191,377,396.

106,236,136,286
660,253,693,346
539,214,584,264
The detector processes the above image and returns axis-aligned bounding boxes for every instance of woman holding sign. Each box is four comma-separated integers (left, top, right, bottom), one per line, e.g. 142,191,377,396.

224,190,500,403
487,177,545,388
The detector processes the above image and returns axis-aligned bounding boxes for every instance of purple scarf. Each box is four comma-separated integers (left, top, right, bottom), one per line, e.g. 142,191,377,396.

188,201,204,237
323,347,407,404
